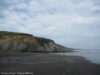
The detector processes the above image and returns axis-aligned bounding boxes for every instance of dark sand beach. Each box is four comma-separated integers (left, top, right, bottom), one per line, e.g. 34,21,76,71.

0,53,100,75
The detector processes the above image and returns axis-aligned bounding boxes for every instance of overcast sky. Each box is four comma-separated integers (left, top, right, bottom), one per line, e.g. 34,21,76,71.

0,0,100,49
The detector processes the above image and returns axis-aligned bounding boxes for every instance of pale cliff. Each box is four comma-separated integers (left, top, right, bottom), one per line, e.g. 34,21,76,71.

0,31,73,52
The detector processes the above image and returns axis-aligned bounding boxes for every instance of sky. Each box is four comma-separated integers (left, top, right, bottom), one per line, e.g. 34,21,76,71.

0,0,100,49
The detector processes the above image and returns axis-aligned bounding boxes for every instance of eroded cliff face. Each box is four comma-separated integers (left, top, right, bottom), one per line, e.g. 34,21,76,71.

0,31,73,52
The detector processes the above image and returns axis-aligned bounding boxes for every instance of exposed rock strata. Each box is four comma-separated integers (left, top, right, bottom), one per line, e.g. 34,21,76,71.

0,31,73,52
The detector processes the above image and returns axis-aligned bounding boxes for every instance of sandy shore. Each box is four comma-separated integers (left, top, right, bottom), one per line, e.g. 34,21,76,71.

0,53,100,75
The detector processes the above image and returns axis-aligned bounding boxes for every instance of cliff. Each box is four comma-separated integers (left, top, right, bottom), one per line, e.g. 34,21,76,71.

0,31,73,53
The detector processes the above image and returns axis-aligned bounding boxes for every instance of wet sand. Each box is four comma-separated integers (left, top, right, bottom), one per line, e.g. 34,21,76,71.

0,53,100,75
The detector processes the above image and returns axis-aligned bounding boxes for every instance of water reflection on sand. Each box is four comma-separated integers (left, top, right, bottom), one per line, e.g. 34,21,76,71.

54,49,100,64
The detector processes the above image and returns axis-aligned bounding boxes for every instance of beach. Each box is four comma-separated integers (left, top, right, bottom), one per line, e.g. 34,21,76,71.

0,53,100,75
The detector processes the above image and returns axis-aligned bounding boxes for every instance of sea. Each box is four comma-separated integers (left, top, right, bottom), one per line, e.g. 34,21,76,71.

55,49,100,64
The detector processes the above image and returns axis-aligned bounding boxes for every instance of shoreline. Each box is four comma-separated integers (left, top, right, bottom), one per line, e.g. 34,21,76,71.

0,53,100,75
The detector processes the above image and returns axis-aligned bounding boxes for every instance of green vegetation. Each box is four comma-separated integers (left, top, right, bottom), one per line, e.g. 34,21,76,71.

33,36,54,46
0,31,31,36
0,31,54,44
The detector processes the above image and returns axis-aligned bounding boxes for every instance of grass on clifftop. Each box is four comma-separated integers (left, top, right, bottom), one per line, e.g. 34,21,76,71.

0,31,54,44
0,31,31,36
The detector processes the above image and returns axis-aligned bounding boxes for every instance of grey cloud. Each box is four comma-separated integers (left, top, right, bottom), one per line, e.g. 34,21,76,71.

0,0,100,49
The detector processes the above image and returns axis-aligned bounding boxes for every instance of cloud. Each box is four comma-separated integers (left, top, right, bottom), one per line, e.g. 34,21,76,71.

0,0,100,49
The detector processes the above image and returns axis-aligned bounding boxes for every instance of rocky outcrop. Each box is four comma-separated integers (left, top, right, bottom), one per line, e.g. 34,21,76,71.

0,31,73,53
